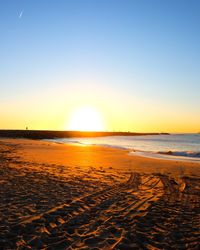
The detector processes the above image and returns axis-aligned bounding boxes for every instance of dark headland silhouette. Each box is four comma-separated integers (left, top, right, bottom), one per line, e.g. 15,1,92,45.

0,130,169,139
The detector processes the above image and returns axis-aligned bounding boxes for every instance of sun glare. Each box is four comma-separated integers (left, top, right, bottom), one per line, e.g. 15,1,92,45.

67,106,105,131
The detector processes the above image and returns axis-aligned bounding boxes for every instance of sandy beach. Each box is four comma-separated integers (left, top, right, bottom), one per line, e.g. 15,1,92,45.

0,138,199,249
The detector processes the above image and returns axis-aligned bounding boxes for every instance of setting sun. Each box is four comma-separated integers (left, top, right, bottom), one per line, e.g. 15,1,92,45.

67,106,105,131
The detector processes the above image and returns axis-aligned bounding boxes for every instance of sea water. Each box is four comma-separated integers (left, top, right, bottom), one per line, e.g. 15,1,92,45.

52,134,200,162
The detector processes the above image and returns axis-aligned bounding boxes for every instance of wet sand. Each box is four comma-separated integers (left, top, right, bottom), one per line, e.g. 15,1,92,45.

0,138,199,249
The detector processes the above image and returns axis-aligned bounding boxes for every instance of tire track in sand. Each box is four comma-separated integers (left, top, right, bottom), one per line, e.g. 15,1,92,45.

6,173,163,249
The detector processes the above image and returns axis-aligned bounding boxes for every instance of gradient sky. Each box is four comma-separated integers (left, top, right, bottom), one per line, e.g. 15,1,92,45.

1,0,200,132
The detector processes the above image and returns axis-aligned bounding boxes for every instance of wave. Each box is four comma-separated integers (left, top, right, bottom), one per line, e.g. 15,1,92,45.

157,150,200,158
130,150,200,162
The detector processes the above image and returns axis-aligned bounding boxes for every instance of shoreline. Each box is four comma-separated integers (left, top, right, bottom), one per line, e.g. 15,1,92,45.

46,137,200,163
129,150,200,163
1,138,200,175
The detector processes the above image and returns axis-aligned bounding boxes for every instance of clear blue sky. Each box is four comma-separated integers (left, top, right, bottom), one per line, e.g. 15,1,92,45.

1,0,200,132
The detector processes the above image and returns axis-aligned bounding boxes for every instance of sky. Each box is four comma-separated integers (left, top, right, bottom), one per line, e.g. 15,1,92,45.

0,0,200,132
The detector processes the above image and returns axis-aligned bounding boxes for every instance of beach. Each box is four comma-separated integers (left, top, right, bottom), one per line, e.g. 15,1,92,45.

0,138,200,249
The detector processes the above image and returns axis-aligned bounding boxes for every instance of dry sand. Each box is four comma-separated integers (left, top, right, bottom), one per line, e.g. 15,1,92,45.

0,138,199,249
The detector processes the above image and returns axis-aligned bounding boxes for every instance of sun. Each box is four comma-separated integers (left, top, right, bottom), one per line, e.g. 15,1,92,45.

67,106,105,131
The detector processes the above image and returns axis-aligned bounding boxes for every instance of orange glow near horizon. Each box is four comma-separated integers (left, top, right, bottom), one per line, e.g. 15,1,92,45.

1,92,199,133
66,106,105,131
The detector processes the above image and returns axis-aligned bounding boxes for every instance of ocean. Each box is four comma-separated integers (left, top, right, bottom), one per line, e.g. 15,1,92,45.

51,134,200,162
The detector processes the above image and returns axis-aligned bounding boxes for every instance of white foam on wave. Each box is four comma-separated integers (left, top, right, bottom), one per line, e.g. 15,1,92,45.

158,150,200,158
129,151,200,162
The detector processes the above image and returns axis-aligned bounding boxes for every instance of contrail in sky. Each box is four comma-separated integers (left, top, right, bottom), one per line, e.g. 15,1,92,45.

19,10,24,19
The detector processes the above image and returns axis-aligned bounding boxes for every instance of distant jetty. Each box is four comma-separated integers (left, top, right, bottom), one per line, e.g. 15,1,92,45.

0,130,169,139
